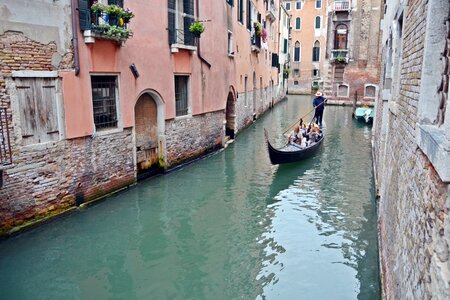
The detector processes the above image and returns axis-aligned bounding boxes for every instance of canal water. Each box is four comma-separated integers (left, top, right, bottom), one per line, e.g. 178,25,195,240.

0,95,380,299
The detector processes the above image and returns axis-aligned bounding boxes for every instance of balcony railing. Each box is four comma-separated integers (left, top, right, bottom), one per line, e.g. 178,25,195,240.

331,49,349,63
334,0,351,11
0,108,12,167
251,35,261,52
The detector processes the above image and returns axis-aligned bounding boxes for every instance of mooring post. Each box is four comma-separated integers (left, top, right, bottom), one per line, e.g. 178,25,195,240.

352,91,358,117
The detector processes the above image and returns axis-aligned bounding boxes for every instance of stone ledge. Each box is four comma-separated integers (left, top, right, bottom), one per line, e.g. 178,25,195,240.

417,124,450,182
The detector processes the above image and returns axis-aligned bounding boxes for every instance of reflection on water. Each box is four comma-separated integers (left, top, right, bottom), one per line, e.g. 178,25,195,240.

0,95,380,299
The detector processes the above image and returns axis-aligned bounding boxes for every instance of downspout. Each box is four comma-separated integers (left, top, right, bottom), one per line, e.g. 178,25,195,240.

71,0,80,75
196,0,211,68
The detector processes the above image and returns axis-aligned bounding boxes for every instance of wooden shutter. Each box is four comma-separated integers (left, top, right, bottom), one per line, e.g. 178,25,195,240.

168,0,176,44
15,79,37,144
15,78,58,145
78,0,91,31
183,0,195,46
108,0,123,7
247,0,252,31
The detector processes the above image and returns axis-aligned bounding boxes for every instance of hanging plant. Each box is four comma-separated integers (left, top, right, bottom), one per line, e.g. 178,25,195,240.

122,9,135,23
189,21,205,37
254,22,262,37
262,28,268,42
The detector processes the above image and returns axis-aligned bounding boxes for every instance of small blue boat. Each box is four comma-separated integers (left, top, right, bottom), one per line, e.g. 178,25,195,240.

354,107,374,123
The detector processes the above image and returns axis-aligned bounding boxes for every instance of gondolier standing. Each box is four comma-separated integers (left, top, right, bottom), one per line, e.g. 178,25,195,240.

312,91,327,127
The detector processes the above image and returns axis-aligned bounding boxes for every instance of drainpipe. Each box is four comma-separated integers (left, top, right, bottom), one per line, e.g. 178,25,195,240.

71,0,80,75
196,0,211,68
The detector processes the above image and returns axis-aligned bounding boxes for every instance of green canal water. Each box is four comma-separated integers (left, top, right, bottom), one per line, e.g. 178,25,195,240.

0,95,380,299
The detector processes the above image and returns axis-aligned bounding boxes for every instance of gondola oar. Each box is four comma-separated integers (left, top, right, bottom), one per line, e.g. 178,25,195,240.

282,100,327,136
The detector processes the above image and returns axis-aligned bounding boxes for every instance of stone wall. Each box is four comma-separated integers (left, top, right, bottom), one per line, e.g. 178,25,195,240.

165,111,225,167
374,0,450,298
235,84,286,133
0,129,135,235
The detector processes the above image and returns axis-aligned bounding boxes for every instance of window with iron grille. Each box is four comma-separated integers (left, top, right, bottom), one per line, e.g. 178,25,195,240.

175,75,189,116
91,75,119,130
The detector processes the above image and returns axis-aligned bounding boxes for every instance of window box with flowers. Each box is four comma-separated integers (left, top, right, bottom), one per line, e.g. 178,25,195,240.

80,1,134,44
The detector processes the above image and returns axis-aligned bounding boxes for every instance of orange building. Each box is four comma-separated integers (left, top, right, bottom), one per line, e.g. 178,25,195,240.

285,0,328,94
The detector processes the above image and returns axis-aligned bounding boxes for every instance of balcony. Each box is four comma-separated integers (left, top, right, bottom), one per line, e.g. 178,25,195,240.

82,10,133,44
251,35,261,53
169,28,197,53
334,0,351,12
331,49,349,63
266,1,276,22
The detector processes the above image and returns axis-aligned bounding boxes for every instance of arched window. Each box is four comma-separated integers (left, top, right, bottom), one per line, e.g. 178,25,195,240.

312,41,320,62
295,17,301,30
334,24,348,49
338,84,349,97
315,16,321,29
315,0,322,9
294,41,301,62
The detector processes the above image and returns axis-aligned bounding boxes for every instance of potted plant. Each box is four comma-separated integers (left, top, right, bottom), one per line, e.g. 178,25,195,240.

334,56,347,64
91,2,105,13
106,4,123,26
122,9,135,24
189,20,205,37
254,22,262,37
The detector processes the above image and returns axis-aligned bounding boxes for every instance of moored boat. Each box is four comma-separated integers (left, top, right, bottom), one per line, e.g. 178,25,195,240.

354,107,374,123
264,128,325,165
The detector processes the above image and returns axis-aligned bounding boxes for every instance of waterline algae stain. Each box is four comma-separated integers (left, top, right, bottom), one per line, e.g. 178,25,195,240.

0,95,380,299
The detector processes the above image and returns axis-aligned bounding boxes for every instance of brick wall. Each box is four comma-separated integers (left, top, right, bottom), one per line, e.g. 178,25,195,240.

165,111,224,167
374,0,450,298
1,129,135,235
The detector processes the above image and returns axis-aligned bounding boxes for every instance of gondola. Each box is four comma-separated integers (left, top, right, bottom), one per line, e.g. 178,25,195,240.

264,127,325,165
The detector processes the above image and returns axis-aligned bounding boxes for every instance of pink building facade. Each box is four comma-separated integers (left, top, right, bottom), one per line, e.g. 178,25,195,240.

0,0,287,235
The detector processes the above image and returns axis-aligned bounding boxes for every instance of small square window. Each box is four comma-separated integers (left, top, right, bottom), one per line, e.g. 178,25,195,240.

285,2,291,10
296,1,302,10
294,81,299,85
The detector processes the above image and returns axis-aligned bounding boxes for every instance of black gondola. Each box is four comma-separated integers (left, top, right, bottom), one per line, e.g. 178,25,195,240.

264,128,325,165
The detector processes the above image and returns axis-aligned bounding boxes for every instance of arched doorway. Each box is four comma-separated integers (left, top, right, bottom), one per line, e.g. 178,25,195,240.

225,87,236,140
134,93,163,178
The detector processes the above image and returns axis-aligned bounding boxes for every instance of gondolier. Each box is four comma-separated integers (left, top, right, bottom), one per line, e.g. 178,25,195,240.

312,91,327,127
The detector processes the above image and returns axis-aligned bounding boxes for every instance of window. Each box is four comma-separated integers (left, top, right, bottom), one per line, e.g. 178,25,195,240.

294,41,300,62
312,81,319,86
334,24,348,49
228,31,234,55
238,0,244,23
294,81,299,85
294,69,300,77
283,38,288,53
91,75,119,130
416,0,450,181
312,40,320,62
313,69,320,77
296,1,302,10
285,2,291,10
315,16,321,29
338,84,349,97
295,17,301,30
14,76,59,145
227,0,234,6
315,0,322,9
175,75,189,116
168,0,195,46
365,85,376,98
